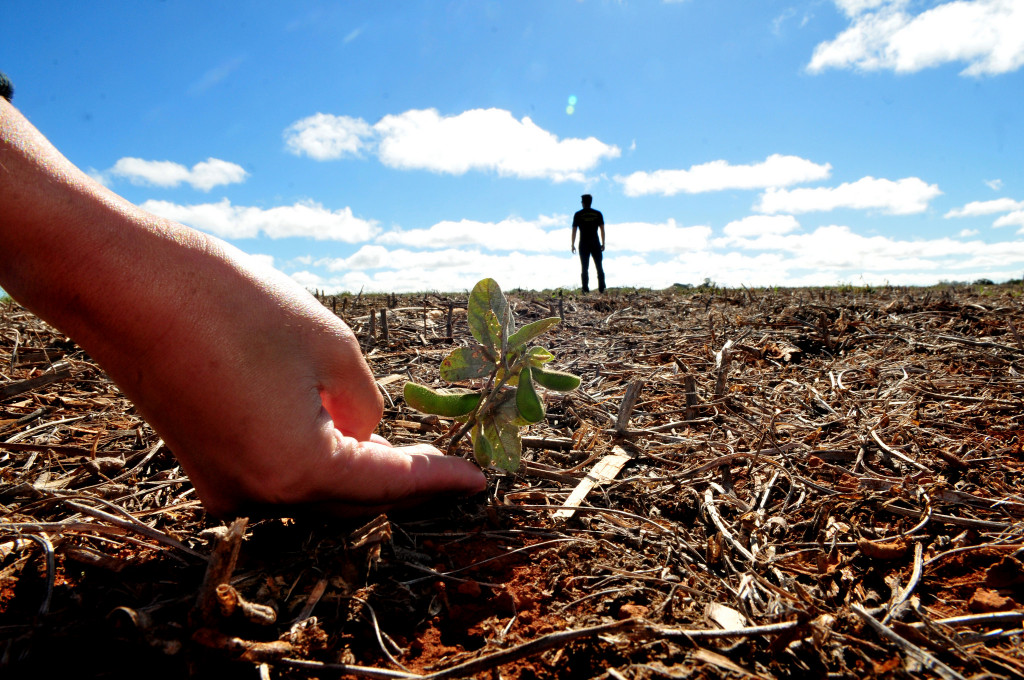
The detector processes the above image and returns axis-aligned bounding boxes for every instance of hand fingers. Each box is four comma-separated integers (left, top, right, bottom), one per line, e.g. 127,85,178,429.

303,433,487,509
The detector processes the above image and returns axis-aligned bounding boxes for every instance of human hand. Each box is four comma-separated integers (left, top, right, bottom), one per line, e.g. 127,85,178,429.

571,245,576,254
100,242,489,517
601,244,605,252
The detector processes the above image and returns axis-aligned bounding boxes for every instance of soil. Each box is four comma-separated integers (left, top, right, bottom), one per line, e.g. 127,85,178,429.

2,283,1024,679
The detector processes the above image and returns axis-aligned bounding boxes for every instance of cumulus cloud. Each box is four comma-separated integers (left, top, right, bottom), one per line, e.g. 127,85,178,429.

287,223,1024,293
944,197,1024,217
245,253,277,271
284,113,373,160
280,214,1024,294
284,107,620,182
755,176,941,215
376,215,564,252
140,198,378,242
994,210,1024,229
617,154,832,197
372,216,710,254
311,247,585,293
809,0,1024,77
720,214,802,239
607,221,712,253
108,157,248,191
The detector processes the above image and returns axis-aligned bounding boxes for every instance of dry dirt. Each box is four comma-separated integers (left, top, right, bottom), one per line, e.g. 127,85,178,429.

2,284,1024,679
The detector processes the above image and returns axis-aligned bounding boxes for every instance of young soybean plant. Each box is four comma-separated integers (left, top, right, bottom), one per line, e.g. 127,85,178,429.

403,278,580,472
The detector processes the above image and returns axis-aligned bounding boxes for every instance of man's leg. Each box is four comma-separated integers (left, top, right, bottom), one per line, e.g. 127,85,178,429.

592,247,606,293
578,247,590,292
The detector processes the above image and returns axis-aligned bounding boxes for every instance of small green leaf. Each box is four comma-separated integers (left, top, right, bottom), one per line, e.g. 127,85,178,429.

532,365,582,392
440,345,496,381
403,382,482,417
485,310,504,352
471,422,493,468
495,422,523,472
507,317,560,351
480,415,522,472
468,279,512,349
526,346,555,366
515,366,546,423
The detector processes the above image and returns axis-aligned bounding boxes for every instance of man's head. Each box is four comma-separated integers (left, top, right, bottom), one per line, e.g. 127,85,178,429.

581,194,592,208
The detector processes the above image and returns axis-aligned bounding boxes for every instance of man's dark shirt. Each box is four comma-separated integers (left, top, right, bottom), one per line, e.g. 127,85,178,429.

573,207,604,247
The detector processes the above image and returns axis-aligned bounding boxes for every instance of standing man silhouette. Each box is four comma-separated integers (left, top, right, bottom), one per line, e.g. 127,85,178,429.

571,193,606,293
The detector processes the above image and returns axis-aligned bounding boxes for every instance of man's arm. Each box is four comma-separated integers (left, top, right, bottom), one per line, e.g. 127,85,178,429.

600,224,606,251
571,224,578,253
0,98,485,517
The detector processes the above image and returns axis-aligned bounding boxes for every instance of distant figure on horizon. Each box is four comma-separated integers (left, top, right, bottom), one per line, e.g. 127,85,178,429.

571,193,606,293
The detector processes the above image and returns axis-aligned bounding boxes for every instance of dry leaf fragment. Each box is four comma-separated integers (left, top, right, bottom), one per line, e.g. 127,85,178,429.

857,537,909,560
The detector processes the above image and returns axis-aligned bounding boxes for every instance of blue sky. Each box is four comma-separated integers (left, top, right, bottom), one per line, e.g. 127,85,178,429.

5,0,1024,292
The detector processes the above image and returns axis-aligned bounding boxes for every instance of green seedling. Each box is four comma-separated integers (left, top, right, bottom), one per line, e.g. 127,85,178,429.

402,278,580,472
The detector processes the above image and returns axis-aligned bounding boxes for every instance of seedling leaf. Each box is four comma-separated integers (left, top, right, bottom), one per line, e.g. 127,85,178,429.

532,365,582,392
507,317,560,351
468,278,512,349
440,346,496,381
403,383,481,417
515,366,546,423
471,423,494,468
526,346,555,366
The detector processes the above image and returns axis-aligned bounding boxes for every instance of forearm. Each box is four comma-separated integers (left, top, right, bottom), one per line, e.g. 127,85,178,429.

0,99,214,349
1,99,379,437
571,226,577,247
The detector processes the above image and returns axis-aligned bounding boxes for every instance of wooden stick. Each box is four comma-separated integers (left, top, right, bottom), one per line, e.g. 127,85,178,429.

1,360,73,399
852,605,967,680
615,379,644,433
552,447,631,520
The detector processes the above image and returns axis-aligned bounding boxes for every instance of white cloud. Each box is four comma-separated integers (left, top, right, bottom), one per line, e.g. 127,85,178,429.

282,218,1024,293
109,157,248,191
810,0,1024,77
284,113,374,160
312,247,587,293
944,197,1024,217
756,176,941,215
245,253,277,271
140,198,379,242
986,179,1004,191
284,108,620,182
836,0,896,17
371,215,710,254
959,228,980,236
994,210,1024,229
376,215,564,252
617,154,832,197
721,214,801,239
374,108,620,181
606,221,712,253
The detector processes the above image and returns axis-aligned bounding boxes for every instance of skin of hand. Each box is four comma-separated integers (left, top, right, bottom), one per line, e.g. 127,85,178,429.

0,99,486,517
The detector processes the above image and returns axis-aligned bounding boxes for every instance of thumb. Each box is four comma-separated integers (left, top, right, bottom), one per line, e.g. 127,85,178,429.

308,434,487,508
317,333,384,442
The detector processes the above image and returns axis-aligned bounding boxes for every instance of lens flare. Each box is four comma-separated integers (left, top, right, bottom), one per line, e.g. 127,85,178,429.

566,105,575,115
